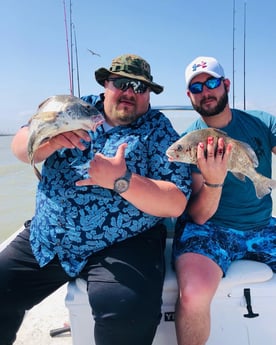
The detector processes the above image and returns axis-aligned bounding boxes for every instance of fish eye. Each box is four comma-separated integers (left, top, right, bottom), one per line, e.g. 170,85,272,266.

176,144,183,151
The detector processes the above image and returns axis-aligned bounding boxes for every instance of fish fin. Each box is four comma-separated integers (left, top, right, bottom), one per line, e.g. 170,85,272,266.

253,174,276,199
28,133,50,163
238,141,259,168
232,172,246,181
33,164,42,181
27,131,36,162
211,128,228,136
30,158,42,181
37,96,52,109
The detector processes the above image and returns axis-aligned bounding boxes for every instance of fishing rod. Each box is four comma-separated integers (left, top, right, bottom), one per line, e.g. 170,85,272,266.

62,0,73,95
63,1,99,97
73,23,81,97
232,0,236,108
232,0,247,110
243,1,247,110
69,0,74,95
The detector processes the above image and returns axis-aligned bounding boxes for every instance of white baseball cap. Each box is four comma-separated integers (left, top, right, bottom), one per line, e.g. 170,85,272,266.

185,56,225,87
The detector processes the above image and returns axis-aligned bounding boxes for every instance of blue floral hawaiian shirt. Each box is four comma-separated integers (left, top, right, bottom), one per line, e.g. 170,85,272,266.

30,94,191,277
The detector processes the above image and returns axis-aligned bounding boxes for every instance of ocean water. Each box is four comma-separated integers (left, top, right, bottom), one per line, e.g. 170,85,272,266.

1,110,276,243
0,135,37,242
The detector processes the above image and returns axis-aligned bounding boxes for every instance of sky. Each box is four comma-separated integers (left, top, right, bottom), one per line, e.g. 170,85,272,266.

1,0,276,133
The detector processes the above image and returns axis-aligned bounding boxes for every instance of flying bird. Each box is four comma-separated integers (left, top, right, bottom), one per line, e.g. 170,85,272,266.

87,49,101,57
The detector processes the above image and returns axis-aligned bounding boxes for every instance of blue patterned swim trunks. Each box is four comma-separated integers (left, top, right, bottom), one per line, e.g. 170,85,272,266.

173,217,276,275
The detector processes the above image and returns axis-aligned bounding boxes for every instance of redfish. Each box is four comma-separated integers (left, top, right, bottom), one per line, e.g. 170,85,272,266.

27,95,104,180
166,128,276,199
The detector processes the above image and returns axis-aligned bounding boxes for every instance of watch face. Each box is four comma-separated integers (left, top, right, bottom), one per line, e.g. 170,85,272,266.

114,178,129,194
114,169,132,194
114,178,129,193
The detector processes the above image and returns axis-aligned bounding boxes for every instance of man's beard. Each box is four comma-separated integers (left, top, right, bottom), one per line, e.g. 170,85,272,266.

113,96,138,124
192,89,228,118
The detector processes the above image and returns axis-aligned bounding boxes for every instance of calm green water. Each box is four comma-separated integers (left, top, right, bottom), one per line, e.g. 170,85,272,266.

0,136,37,242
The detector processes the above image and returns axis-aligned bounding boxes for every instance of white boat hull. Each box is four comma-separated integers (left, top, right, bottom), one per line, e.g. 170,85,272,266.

2,226,276,344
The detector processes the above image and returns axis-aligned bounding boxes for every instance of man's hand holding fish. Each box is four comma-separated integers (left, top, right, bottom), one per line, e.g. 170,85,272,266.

12,128,91,164
46,129,92,152
194,136,232,192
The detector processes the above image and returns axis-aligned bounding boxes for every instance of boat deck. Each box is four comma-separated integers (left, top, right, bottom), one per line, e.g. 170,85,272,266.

14,284,72,345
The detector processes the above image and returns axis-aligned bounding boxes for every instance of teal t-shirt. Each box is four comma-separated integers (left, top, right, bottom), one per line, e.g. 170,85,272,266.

183,109,276,231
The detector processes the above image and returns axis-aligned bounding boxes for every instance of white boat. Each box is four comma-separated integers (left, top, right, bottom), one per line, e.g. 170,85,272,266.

2,218,276,345
1,106,276,344
0,228,71,345
66,223,276,345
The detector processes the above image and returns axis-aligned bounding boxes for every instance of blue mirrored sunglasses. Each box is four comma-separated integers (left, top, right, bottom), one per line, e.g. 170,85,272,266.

108,77,149,94
189,77,223,94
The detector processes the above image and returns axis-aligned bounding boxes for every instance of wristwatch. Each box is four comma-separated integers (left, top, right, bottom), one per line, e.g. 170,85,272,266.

113,169,132,194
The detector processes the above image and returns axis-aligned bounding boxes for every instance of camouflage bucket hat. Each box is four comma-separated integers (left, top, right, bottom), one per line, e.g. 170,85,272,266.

95,54,164,94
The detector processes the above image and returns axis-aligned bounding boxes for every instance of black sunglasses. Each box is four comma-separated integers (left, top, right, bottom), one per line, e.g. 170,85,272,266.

189,77,223,94
108,77,149,94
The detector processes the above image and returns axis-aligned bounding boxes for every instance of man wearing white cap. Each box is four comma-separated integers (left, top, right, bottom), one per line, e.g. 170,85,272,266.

173,56,276,345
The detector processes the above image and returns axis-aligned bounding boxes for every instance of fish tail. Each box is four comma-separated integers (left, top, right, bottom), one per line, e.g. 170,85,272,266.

253,174,276,199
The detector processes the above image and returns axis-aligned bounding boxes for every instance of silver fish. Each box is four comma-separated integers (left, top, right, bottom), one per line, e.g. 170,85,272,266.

27,94,105,180
166,128,276,199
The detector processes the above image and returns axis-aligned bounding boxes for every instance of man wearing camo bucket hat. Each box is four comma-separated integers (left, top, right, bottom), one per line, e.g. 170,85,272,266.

2,54,191,345
95,53,164,94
